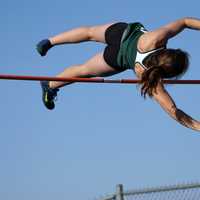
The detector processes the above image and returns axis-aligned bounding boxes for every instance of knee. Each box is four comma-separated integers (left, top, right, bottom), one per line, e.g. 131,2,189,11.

88,27,97,41
77,26,96,41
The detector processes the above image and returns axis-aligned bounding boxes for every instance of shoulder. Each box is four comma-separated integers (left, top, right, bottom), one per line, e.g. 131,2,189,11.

141,18,187,46
137,31,167,53
137,18,187,51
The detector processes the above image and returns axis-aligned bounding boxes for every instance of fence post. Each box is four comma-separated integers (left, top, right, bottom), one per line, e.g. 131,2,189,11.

116,184,124,200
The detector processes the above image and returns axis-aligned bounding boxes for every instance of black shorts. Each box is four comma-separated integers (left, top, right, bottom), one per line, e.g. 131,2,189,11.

103,22,128,70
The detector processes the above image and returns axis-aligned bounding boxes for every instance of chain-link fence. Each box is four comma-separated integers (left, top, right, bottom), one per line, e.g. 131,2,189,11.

99,183,200,200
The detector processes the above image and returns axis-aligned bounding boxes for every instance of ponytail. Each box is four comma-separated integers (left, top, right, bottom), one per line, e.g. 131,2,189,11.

140,66,165,98
140,48,189,98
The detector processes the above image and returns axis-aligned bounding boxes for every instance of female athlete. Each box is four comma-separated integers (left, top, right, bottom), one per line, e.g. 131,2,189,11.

36,17,200,131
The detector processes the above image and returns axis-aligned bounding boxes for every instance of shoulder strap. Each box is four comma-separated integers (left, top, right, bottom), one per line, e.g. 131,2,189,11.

135,47,165,69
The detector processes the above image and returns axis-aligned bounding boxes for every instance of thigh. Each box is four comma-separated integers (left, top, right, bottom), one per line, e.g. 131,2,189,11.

90,22,128,44
89,23,114,43
83,53,124,77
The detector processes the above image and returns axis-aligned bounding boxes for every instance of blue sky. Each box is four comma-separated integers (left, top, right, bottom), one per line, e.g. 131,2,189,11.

0,0,200,200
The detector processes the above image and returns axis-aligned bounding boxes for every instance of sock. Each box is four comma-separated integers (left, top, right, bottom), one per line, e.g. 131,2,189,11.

36,39,53,56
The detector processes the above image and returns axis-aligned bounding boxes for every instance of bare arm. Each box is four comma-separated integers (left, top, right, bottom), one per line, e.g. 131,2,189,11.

148,17,200,45
163,17,200,37
184,17,200,30
152,82,200,132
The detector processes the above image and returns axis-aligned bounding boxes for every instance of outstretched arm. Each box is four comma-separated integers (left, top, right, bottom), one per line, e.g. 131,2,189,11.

152,82,200,132
163,17,200,37
150,17,200,44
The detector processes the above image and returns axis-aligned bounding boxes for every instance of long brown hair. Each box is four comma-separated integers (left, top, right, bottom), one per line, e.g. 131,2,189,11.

140,48,189,98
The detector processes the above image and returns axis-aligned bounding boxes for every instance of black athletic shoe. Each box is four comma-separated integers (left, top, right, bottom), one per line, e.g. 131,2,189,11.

36,39,52,56
40,81,59,110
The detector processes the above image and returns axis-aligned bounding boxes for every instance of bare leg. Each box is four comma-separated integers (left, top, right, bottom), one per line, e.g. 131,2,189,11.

37,23,114,56
49,23,113,45
49,53,122,89
39,23,120,110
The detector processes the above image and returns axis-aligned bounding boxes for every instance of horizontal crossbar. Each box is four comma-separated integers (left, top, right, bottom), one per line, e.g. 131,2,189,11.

0,74,200,84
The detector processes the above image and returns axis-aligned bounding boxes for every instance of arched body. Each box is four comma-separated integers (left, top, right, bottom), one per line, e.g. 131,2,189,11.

37,17,200,131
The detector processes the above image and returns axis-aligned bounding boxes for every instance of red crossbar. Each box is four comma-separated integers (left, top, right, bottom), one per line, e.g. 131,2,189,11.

0,74,200,84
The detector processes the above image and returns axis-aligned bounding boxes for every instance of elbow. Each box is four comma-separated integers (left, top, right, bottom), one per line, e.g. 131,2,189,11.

167,106,184,123
183,17,189,26
171,106,185,122
166,105,177,116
